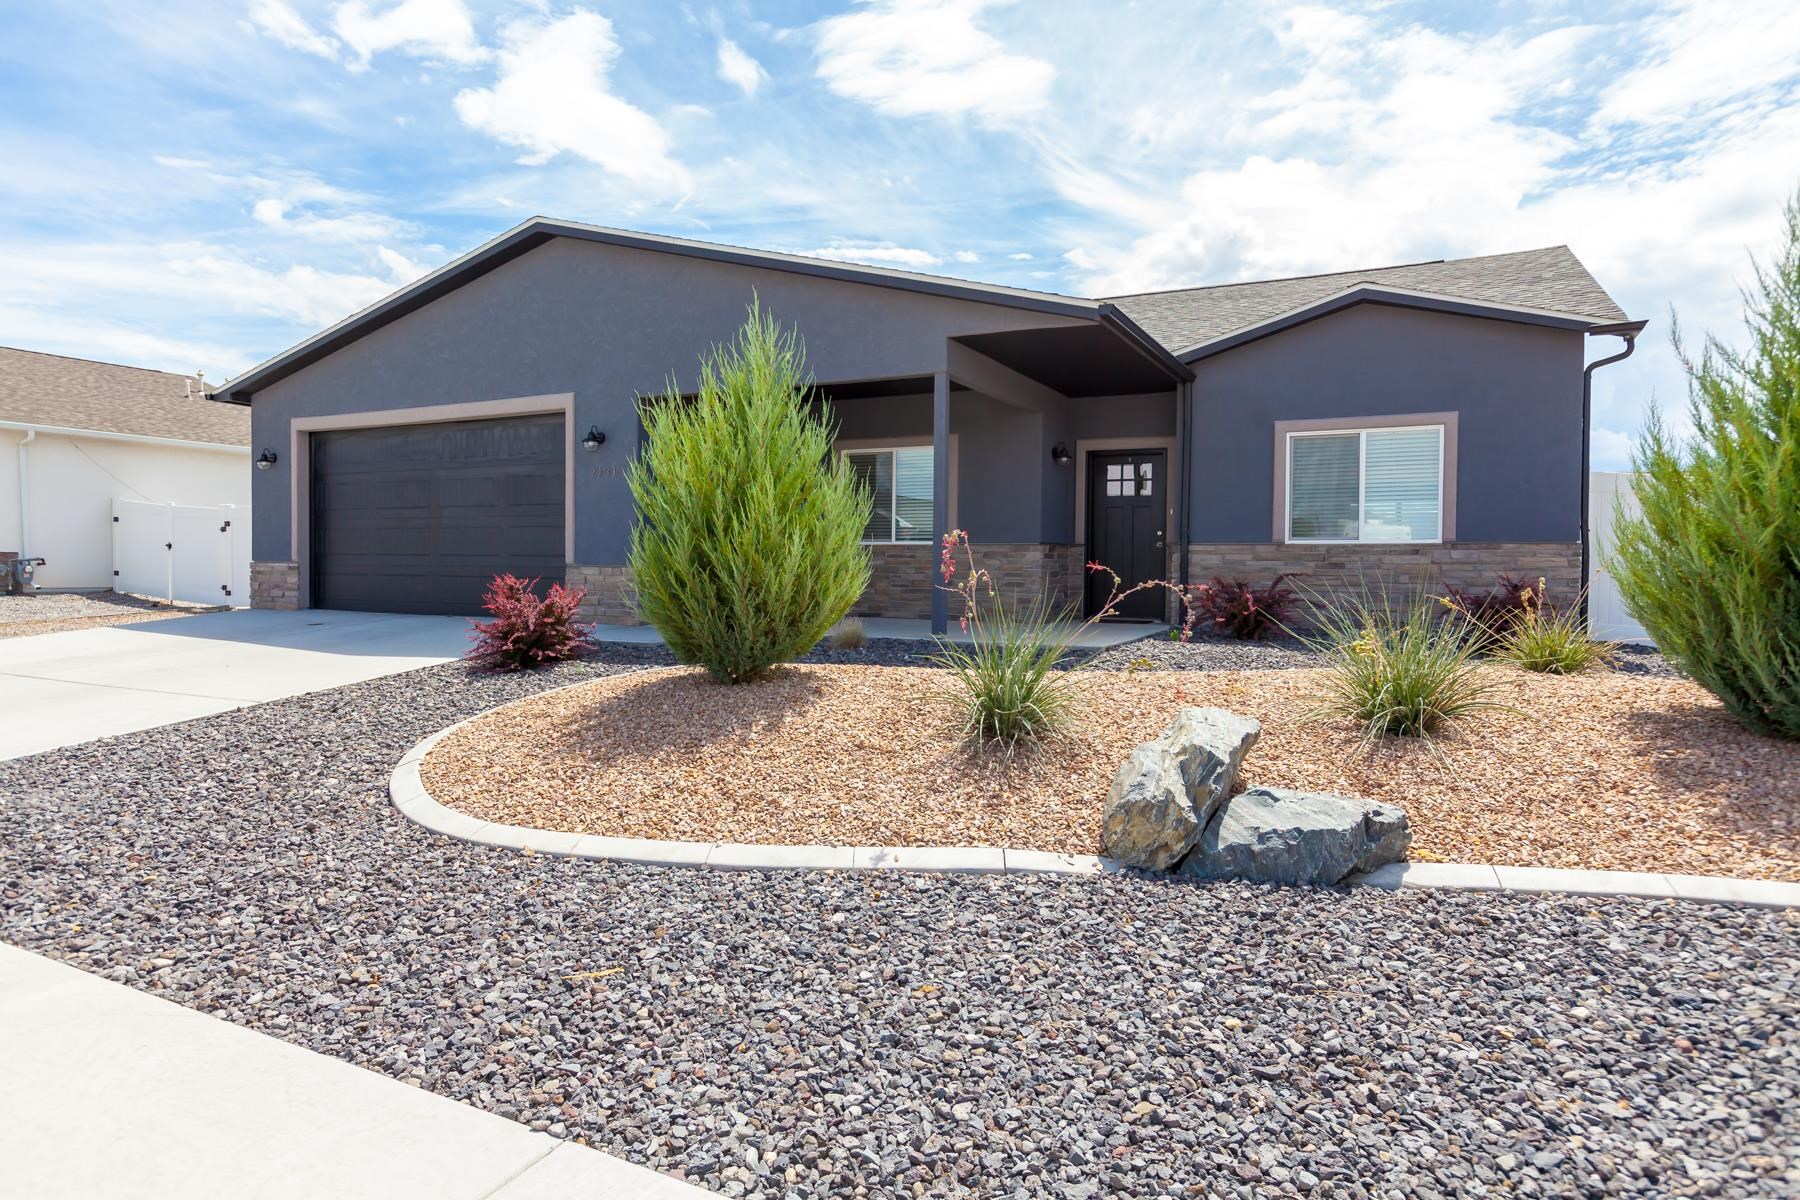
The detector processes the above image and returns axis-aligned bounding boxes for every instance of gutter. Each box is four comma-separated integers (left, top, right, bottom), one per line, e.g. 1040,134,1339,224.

1579,319,1649,616
0,420,248,455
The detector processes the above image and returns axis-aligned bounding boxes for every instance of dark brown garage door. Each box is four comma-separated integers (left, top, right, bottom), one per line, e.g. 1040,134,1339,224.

310,415,565,615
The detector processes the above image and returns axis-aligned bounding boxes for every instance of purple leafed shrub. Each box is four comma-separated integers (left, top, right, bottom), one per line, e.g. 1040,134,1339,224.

1441,573,1537,640
1188,574,1301,640
466,574,597,671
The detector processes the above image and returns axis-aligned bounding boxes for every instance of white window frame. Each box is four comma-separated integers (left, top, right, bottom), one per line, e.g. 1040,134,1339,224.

842,444,935,545
1285,423,1445,545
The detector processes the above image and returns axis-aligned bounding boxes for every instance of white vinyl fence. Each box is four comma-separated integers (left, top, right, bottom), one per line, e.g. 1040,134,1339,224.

1588,471,1652,644
112,499,251,607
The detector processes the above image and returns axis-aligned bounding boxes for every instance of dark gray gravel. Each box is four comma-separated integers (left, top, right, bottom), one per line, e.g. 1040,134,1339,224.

3,652,1794,1199
1612,642,1687,680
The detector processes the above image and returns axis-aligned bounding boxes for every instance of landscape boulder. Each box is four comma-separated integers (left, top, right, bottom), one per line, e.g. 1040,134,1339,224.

1100,707,1261,870
1180,786,1412,885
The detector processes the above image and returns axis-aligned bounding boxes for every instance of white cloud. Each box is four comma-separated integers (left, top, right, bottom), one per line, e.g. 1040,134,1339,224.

1590,426,1636,472
454,10,689,196
333,0,489,71
802,242,941,269
375,245,429,285
245,0,340,59
1594,0,1800,130
814,0,1053,124
716,37,766,98
0,239,402,333
951,250,979,263
1007,252,1032,261
251,196,413,243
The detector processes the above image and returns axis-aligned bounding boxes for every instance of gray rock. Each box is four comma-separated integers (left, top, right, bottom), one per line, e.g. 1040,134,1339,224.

1181,786,1412,885
1099,744,1195,871
1100,707,1261,871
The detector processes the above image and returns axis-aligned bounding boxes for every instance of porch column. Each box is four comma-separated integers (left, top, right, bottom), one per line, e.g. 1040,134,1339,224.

931,369,950,636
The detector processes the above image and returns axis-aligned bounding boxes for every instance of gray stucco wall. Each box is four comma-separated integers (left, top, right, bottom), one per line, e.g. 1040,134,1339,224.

248,237,1082,564
1186,304,1585,542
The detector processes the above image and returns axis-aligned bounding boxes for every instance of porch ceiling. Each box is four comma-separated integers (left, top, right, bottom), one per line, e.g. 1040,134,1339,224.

955,324,1180,396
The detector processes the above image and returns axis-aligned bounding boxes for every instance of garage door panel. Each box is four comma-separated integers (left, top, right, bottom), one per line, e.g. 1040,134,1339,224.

311,414,566,616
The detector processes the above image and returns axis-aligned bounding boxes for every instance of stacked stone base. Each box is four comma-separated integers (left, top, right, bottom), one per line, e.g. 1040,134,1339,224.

851,542,1085,621
565,564,637,625
1185,541,1582,620
250,561,301,610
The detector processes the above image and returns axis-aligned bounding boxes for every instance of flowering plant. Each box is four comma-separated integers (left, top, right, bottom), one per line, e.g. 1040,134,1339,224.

931,530,1198,749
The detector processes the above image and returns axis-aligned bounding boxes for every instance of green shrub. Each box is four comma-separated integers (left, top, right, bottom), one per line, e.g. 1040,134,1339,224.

1609,194,1800,738
1492,582,1616,675
627,299,871,684
1301,587,1511,746
930,589,1082,751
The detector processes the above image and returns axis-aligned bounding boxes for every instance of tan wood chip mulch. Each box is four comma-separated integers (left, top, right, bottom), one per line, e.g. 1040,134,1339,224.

422,663,1800,881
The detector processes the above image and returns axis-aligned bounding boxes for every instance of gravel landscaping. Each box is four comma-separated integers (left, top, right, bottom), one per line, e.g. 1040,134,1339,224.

424,661,1799,880
2,653,1796,1198
4,655,1798,1198
0,589,200,639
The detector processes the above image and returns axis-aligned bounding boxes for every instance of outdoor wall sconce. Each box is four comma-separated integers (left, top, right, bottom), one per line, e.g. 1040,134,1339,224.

581,426,606,451
255,449,279,470
1050,442,1073,466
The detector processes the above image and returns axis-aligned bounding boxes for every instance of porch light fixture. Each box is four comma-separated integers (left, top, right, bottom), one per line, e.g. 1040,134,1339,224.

1050,442,1073,466
255,449,278,471
581,426,606,451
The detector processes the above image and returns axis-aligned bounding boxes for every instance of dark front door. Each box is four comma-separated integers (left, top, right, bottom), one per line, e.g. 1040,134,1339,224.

311,415,565,616
1086,449,1167,620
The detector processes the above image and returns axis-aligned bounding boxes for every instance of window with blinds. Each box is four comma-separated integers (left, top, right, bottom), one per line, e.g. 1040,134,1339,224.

845,446,935,543
1286,425,1443,543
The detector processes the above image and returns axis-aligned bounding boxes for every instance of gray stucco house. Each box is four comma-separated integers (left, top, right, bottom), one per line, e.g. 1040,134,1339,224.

216,217,1643,632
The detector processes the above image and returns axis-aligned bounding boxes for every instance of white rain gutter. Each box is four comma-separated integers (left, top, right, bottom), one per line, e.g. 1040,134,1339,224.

16,428,33,558
0,419,248,455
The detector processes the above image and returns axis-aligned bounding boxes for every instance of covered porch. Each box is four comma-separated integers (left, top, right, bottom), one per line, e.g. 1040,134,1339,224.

814,319,1192,634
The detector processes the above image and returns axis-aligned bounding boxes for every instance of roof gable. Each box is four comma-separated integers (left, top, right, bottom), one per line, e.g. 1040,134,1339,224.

0,346,249,446
1106,246,1630,355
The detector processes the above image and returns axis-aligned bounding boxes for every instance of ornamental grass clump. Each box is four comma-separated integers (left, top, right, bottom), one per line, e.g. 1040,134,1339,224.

1302,586,1510,747
628,299,871,684
932,531,1197,752
1487,580,1615,675
1609,193,1800,739
466,573,596,671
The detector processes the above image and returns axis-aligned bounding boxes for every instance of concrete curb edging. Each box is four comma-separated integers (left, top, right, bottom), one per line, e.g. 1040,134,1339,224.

391,718,1800,909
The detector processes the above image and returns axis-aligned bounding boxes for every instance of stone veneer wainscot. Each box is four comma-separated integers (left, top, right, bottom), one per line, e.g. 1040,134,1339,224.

250,560,301,610
851,543,1086,621
1186,541,1582,613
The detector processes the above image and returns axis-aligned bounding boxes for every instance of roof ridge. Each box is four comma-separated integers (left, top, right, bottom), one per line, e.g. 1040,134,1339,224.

1100,245,1580,302
0,344,202,382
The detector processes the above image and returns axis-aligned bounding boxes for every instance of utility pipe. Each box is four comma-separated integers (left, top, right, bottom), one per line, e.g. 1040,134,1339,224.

16,427,34,560
1579,319,1649,618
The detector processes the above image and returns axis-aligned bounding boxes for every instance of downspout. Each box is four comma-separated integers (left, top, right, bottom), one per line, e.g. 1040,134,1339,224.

1579,320,1648,618
1174,379,1191,611
16,428,34,560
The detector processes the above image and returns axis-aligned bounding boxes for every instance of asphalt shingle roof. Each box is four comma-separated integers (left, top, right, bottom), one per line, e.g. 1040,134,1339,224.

0,346,249,446
1105,245,1630,354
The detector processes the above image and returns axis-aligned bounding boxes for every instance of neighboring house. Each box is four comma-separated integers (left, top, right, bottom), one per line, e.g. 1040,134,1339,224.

0,347,251,591
216,218,1642,630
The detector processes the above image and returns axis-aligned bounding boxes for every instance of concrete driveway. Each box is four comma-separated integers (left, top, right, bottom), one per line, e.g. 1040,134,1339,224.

0,609,473,761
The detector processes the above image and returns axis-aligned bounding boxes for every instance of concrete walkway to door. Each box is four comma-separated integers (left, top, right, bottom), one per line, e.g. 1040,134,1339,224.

0,609,472,761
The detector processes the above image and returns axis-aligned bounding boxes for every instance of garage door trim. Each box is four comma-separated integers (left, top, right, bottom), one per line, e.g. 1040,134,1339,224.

288,393,574,610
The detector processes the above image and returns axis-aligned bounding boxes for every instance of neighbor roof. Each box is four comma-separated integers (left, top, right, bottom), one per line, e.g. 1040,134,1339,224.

0,346,250,446
1106,246,1631,357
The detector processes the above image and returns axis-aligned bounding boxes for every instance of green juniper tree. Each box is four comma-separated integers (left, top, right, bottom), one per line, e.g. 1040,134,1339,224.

1609,193,1800,738
627,299,871,684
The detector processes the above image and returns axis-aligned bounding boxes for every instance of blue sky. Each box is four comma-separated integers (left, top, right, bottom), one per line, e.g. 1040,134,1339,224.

3,0,1798,468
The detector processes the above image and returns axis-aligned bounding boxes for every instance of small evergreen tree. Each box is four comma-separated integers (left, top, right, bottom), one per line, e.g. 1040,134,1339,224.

1609,194,1800,738
628,299,871,684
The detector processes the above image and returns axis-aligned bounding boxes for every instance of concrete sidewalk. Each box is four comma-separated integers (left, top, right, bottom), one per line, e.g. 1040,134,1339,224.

0,942,707,1199
0,609,471,760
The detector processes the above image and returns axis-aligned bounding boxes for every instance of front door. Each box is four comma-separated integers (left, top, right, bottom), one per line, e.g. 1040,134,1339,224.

1086,450,1167,619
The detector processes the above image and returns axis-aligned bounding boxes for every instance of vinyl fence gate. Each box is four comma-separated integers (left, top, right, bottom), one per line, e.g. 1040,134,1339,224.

1587,471,1652,644
112,499,251,607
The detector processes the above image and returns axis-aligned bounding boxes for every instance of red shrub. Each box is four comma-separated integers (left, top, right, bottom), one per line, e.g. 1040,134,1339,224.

1188,574,1301,640
466,574,597,671
1442,573,1537,640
